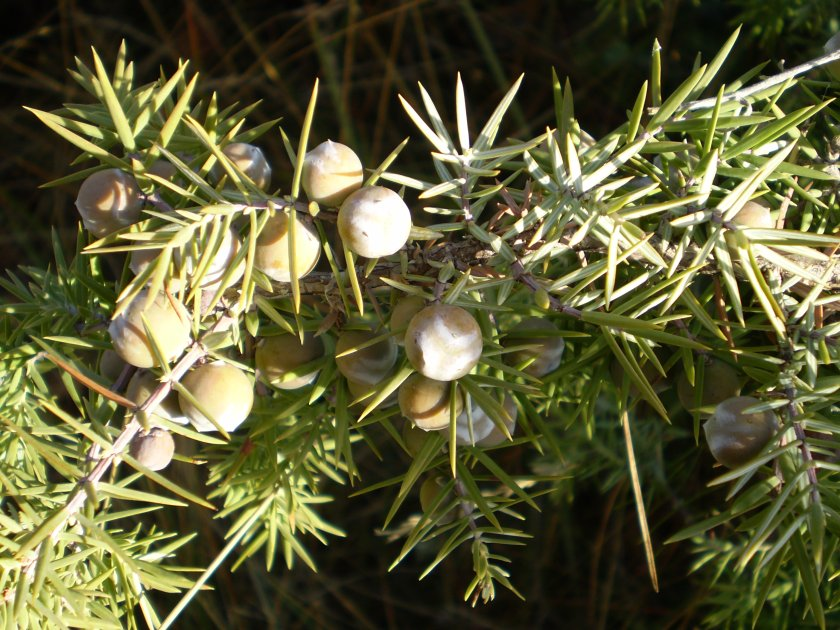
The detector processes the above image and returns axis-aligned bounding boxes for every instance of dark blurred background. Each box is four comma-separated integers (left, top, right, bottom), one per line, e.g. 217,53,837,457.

0,1,836,627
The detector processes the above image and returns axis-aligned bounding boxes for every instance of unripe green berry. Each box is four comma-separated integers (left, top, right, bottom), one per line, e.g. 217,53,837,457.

75,168,144,237
108,291,192,368
302,140,364,206
254,210,321,282
222,142,271,190
256,332,325,390
129,427,175,472
337,186,412,258
503,316,565,377
405,304,482,381
398,373,463,431
335,329,398,386
179,361,254,432
390,295,426,346
703,396,778,468
677,357,741,413
125,370,188,425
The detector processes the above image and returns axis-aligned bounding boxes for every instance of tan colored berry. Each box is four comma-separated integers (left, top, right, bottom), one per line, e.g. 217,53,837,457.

75,168,144,237
337,186,412,258
390,295,426,346
732,199,773,228
256,332,325,390
221,142,271,190
418,477,458,524
130,226,245,291
703,396,778,468
346,374,398,407
108,291,192,368
254,210,321,282
302,140,364,206
99,349,126,384
401,420,440,457
335,329,398,386
405,304,482,381
179,361,254,433
125,370,188,425
503,316,565,377
128,427,175,472
398,373,463,431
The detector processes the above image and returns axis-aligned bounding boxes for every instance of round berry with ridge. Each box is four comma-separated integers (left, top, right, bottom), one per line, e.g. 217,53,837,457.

677,357,741,414
703,396,778,468
75,168,144,237
254,210,321,282
335,329,398,386
398,373,463,431
108,290,192,369
126,370,188,425
338,186,412,258
390,295,426,346
503,316,565,377
256,331,325,390
302,140,364,206
221,142,271,190
731,199,773,228
404,304,483,381
179,361,254,432
128,427,175,472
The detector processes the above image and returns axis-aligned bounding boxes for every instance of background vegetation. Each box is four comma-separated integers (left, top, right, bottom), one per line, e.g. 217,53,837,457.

0,1,837,627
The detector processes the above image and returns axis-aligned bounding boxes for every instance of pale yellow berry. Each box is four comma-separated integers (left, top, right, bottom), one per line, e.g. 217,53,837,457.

128,427,175,472
337,186,412,258
254,210,321,282
130,226,245,291
108,291,192,368
256,332,325,390
335,329,398,386
302,140,364,206
221,142,271,190
390,295,426,346
405,304,482,381
125,370,188,425
179,361,254,432
75,168,144,237
398,373,463,431
503,316,565,377
703,396,778,468
732,199,773,228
